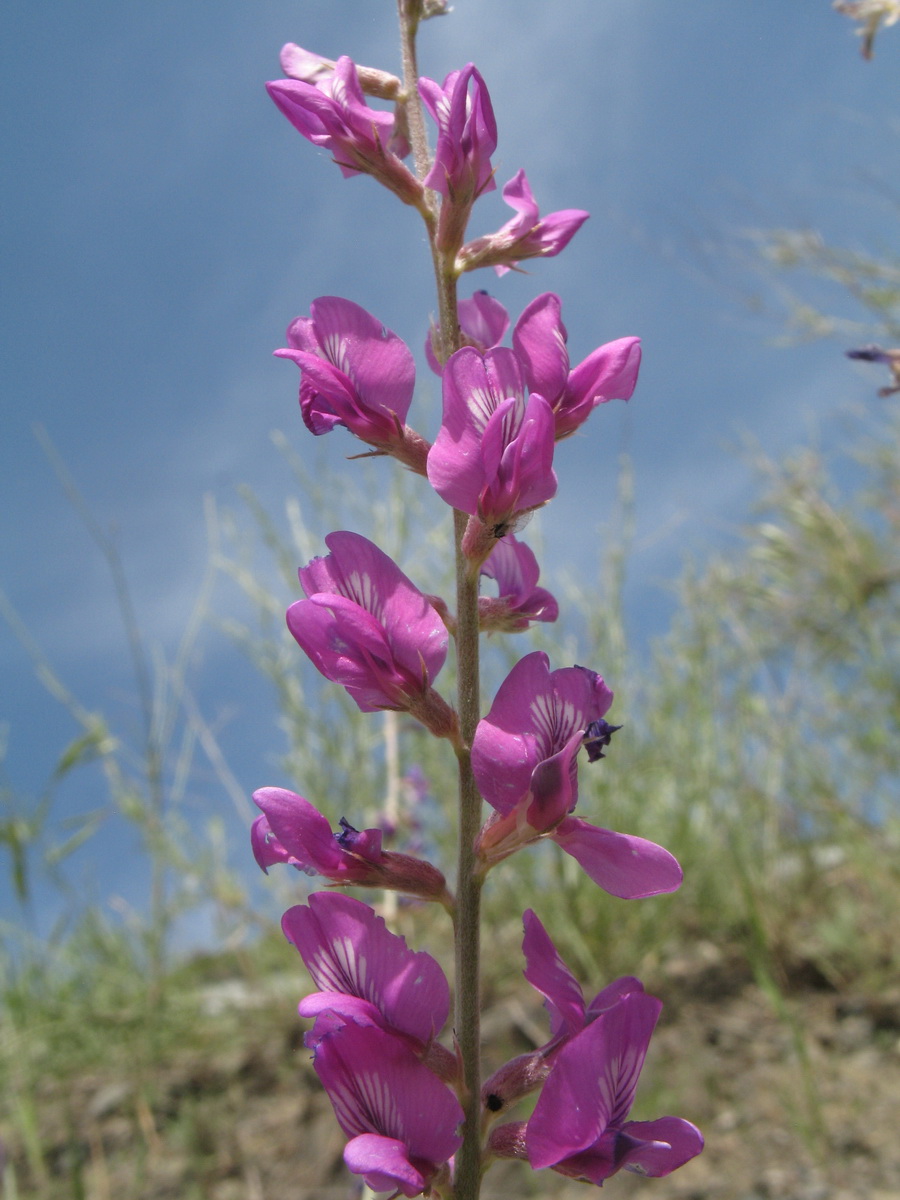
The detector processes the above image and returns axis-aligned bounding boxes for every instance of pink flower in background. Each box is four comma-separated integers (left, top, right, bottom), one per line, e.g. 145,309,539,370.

457,170,589,275
288,533,453,733
427,347,557,533
472,652,682,897
267,57,420,204
275,297,416,443
314,1021,464,1197
251,788,448,901
513,293,641,440
426,290,509,375
478,536,559,631
523,991,703,1183
282,892,450,1048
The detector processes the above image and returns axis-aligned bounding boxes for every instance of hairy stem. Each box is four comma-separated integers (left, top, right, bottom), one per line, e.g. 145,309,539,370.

452,508,484,1200
396,5,483,1194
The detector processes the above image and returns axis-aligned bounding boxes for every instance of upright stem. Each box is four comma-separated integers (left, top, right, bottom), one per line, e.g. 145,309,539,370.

396,7,482,1196
452,509,484,1200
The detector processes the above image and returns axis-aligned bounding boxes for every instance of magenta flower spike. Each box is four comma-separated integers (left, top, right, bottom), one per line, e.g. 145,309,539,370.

313,1021,464,1197
282,892,450,1046
457,169,589,276
288,532,456,737
274,297,429,472
419,64,498,251
251,787,449,902
426,347,557,548
522,991,704,1183
512,292,642,440
426,290,509,375
478,535,559,632
266,57,421,205
472,652,682,898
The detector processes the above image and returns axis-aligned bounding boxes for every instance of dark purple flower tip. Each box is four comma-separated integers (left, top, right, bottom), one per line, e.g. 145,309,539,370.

336,818,384,863
846,344,891,363
582,719,623,762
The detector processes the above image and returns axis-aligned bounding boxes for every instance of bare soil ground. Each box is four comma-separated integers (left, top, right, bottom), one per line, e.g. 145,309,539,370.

6,956,900,1200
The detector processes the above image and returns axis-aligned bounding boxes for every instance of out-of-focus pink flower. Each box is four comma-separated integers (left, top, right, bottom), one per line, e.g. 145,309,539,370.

314,1022,464,1197
457,170,588,276
267,57,420,205
523,991,703,1183
426,290,509,375
274,297,428,472
478,536,558,631
513,293,641,440
287,533,456,737
472,652,682,898
251,788,449,901
426,347,557,541
419,64,498,252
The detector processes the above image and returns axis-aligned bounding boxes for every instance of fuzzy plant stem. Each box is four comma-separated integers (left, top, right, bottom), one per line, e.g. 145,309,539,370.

397,5,483,1196
450,507,484,1200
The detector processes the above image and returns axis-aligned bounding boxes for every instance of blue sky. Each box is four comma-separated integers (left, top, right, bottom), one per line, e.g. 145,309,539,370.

2,1,898,937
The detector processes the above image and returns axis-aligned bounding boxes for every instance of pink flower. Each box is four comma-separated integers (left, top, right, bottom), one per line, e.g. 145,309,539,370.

267,57,421,205
280,43,402,101
251,788,449,902
478,536,559,632
472,652,682,898
282,892,450,1049
287,532,455,736
426,347,557,535
274,297,428,472
419,64,498,252
482,910,642,1115
523,991,703,1183
513,293,641,440
457,170,589,275
426,290,509,375
314,1022,463,1197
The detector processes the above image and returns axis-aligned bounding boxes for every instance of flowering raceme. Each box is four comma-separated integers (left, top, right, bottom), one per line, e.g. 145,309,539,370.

254,16,702,1198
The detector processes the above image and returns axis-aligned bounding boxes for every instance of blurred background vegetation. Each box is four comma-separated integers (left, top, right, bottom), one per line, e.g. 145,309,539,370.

3,22,900,1197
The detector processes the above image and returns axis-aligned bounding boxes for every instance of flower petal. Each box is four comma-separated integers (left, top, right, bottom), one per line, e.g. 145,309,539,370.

282,892,450,1045
552,817,683,898
522,909,585,1039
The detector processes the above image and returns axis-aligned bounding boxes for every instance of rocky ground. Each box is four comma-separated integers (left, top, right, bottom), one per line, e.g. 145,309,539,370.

5,951,900,1200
